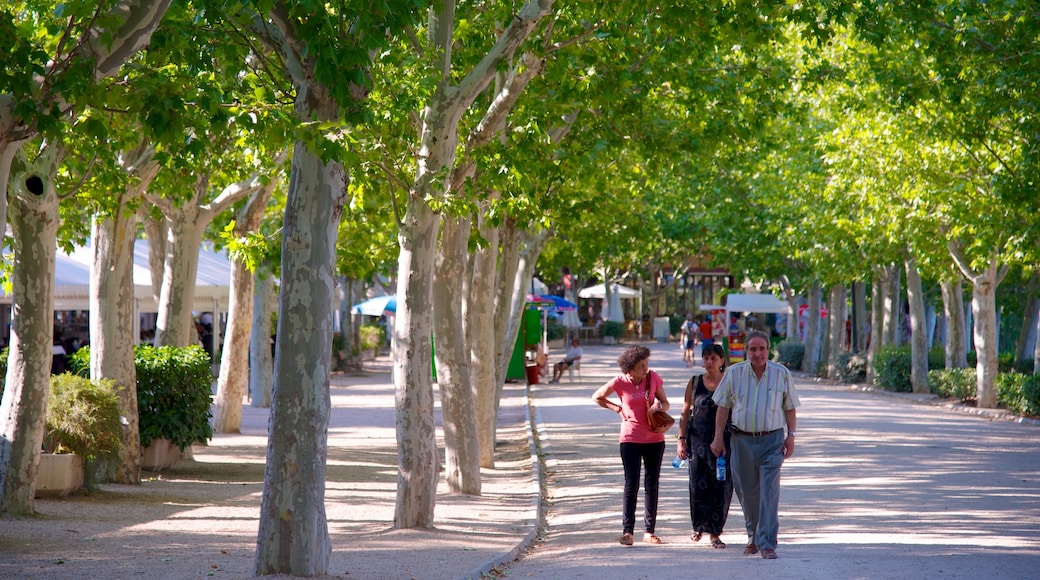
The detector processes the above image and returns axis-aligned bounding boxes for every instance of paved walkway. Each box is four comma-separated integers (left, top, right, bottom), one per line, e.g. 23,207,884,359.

503,342,1040,579
3,344,1038,579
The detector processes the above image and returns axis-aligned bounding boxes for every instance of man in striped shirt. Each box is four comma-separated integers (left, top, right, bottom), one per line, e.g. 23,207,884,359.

710,329,799,560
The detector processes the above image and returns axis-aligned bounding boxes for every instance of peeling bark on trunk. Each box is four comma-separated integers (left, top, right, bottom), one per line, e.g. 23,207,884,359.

90,213,141,484
393,198,441,529
142,216,167,306
433,217,480,495
949,244,1007,409
905,258,929,393
255,139,342,575
249,268,275,408
154,209,206,348
0,164,60,515
214,180,276,433
941,278,967,369
471,206,500,468
801,284,822,375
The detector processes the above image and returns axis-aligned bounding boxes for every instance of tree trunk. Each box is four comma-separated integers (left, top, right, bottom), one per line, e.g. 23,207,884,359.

801,284,822,375
214,180,276,433
89,213,141,484
883,263,902,347
940,278,967,369
826,284,846,380
393,197,441,529
778,276,798,340
853,281,868,352
249,268,275,408
88,147,158,485
1014,273,1039,373
433,217,480,495
905,258,930,393
471,201,500,468
154,209,206,348
493,220,522,391
867,275,883,385
142,214,167,306
949,244,1007,409
0,160,60,515
255,139,342,575
971,279,1000,407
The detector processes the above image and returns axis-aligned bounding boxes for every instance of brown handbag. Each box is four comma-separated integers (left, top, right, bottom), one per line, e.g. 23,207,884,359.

644,371,675,434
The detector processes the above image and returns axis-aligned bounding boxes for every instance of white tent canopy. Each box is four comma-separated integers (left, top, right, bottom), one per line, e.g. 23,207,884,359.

3,239,233,347
577,283,641,299
700,292,788,315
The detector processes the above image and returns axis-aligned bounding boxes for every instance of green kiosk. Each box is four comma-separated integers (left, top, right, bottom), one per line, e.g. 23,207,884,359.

506,309,542,382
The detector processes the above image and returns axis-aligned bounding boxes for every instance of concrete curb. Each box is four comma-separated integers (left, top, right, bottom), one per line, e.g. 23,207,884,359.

459,383,545,580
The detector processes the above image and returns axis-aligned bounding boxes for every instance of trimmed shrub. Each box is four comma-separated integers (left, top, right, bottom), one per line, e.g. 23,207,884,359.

135,344,213,451
928,368,977,402
44,373,123,460
835,351,867,384
603,320,625,340
67,347,90,377
773,340,805,370
998,373,1040,417
872,346,912,392
546,319,566,342
359,324,386,353
668,315,685,337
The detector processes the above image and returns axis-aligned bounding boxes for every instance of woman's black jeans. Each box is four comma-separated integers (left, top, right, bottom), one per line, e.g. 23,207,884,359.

619,441,666,534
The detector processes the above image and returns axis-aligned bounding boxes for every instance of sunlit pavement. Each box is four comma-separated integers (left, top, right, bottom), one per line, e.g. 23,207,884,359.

502,341,1040,579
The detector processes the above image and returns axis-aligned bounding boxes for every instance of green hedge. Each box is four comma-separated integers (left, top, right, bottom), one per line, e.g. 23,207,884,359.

359,324,386,352
546,319,566,341
773,340,805,370
45,373,123,460
872,346,912,392
997,373,1040,417
835,351,866,383
928,368,977,402
134,345,213,451
603,320,625,340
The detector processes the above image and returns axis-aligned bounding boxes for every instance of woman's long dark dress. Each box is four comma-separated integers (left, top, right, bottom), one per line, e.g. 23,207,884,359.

685,375,733,535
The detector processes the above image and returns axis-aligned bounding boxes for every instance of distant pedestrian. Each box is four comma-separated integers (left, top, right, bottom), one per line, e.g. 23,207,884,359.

680,314,699,368
710,330,799,560
699,317,714,353
592,345,671,546
677,343,732,548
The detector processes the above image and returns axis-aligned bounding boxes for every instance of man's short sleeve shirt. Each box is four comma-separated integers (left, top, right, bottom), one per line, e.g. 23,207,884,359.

711,360,799,433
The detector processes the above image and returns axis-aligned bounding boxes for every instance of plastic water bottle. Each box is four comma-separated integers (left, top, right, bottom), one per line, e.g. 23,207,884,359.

716,455,726,481
672,455,686,469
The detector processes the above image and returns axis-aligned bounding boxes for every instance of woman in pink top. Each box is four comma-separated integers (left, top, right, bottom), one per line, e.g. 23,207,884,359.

592,345,671,546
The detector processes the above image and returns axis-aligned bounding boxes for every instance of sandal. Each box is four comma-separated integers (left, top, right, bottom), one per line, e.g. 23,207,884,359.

710,535,726,549
643,533,663,545
618,533,634,546
691,531,703,543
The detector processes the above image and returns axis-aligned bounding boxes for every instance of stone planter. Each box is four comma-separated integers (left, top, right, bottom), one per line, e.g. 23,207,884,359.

141,438,182,472
35,453,84,497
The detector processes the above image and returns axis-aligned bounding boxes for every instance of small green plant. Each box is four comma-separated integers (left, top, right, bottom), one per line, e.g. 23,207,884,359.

835,351,866,384
773,340,805,370
134,344,213,451
928,368,977,402
997,373,1040,417
359,324,386,353
872,345,912,392
545,319,566,342
602,320,625,340
44,374,123,460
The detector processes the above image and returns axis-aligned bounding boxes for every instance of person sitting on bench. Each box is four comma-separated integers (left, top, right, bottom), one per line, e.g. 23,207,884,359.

549,339,583,383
